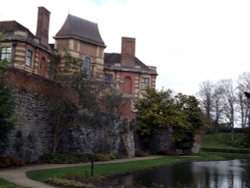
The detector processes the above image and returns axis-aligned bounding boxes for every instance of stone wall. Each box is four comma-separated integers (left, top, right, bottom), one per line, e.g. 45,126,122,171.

60,115,135,158
5,90,54,162
5,69,135,162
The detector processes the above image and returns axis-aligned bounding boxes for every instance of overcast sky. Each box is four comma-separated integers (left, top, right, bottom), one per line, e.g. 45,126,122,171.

1,0,250,95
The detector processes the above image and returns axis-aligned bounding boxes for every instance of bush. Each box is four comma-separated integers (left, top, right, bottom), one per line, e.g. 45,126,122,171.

39,153,79,164
0,155,24,168
135,151,150,157
86,153,116,161
38,153,117,164
45,177,95,188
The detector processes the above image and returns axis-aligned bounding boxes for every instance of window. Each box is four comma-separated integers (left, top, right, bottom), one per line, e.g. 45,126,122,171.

1,47,11,62
141,77,150,89
25,50,33,66
104,74,113,84
82,57,91,77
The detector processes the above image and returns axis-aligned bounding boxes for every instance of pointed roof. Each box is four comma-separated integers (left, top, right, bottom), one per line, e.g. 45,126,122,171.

55,14,105,47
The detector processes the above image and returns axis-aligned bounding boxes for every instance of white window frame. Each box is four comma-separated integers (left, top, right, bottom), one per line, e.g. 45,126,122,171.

1,47,12,62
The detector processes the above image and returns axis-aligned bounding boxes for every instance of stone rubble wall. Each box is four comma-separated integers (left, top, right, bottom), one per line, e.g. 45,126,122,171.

5,69,135,162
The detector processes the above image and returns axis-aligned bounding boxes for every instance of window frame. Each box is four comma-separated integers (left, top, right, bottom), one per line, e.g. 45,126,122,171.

82,57,91,77
141,77,150,90
104,73,113,84
25,49,33,67
1,47,12,62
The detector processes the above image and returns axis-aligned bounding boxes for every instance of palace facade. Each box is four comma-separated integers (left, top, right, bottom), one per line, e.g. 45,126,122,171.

0,7,157,120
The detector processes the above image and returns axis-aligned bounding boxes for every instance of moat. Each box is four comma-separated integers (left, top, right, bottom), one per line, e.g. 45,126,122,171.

109,159,250,188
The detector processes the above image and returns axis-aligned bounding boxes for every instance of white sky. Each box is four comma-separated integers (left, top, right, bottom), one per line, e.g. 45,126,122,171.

1,0,250,95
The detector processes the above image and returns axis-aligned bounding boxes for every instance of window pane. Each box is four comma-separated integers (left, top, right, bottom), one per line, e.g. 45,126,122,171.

104,74,113,83
82,57,91,77
141,77,149,89
25,50,33,66
0,47,12,62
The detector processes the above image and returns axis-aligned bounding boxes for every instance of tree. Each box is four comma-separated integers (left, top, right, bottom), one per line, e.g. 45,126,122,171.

216,79,236,141
0,58,15,155
197,80,214,128
236,72,250,128
48,51,79,153
135,88,204,152
48,51,125,153
174,93,204,151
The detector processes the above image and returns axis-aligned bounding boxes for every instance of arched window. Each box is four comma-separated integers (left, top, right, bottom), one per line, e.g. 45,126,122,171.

123,76,132,94
82,57,91,77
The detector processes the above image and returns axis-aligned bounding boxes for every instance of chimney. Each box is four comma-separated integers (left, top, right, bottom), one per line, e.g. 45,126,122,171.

121,37,136,67
36,7,50,47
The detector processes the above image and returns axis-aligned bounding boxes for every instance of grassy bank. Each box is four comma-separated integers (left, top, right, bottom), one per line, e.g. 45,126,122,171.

0,179,29,188
201,132,250,154
201,132,249,148
26,152,229,182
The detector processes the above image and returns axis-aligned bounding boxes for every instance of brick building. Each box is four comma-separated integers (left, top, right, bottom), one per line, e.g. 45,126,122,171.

0,7,157,120
0,7,52,78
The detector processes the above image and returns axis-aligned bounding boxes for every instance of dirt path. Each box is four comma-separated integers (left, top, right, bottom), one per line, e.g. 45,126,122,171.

0,156,161,188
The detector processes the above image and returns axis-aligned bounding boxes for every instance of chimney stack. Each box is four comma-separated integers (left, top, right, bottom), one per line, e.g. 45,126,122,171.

36,7,50,47
121,37,136,67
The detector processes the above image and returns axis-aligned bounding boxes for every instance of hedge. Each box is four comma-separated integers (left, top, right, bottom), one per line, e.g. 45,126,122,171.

201,147,250,154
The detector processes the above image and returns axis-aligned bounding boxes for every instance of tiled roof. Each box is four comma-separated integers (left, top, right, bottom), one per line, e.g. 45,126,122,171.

0,21,52,53
104,53,157,75
0,21,35,39
55,14,105,47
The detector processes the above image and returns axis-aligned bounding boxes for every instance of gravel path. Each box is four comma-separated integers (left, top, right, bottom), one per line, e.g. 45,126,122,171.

0,156,161,188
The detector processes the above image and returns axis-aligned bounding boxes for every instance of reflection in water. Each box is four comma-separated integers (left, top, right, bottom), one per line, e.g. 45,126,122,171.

108,159,250,188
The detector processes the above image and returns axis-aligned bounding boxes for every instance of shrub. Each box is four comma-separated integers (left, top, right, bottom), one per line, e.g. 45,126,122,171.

87,153,116,161
135,151,150,157
39,153,79,164
38,153,117,164
0,155,24,168
45,177,95,188
201,147,250,154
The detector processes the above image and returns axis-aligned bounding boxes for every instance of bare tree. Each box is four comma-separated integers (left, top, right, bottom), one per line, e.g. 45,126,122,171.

197,80,214,128
236,72,250,128
212,83,225,130
216,79,236,141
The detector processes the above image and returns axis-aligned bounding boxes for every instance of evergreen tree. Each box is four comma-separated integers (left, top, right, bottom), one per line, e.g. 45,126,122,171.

135,88,204,152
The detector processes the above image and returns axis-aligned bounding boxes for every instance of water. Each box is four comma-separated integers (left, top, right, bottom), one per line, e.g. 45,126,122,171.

108,159,250,188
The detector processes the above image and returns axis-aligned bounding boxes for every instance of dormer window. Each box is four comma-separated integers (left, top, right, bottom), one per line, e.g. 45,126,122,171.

1,47,11,62
25,50,33,66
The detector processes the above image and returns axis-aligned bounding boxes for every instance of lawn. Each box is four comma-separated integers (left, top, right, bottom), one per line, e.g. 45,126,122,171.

26,153,226,182
0,179,29,188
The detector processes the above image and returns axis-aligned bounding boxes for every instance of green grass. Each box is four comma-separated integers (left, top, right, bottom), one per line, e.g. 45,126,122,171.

201,132,250,154
201,132,236,148
0,179,29,188
26,154,227,181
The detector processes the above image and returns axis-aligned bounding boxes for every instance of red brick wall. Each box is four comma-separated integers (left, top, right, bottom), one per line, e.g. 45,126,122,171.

121,37,135,67
36,7,50,46
119,72,137,95
7,68,78,105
